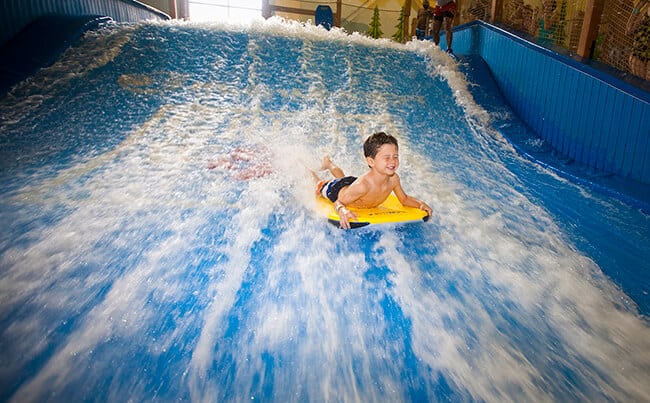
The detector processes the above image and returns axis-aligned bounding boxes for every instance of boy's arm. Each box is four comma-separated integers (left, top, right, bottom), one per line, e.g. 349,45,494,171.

393,177,433,216
334,181,368,229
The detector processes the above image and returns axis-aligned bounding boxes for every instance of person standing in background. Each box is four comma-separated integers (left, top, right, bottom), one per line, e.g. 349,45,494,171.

416,0,434,40
432,0,457,53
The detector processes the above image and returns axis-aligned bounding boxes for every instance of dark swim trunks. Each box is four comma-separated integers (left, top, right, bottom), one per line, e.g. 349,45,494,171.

318,176,357,202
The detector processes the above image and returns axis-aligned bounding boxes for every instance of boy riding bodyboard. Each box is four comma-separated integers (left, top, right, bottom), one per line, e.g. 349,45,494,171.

315,132,432,229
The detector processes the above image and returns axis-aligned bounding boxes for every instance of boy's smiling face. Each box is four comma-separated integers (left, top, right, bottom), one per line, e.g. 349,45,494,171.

367,143,399,176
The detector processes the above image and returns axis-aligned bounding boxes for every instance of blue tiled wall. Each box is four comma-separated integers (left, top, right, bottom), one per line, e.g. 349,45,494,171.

0,0,169,47
453,21,650,185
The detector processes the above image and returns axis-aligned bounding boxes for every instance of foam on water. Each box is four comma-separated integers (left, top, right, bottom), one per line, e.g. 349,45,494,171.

0,17,649,402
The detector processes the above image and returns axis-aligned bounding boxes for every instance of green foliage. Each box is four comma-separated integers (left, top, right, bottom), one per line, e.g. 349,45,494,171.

593,33,604,60
367,5,383,39
392,5,406,43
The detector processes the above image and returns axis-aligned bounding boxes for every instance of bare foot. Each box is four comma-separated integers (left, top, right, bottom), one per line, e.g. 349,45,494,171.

321,155,336,171
321,155,345,178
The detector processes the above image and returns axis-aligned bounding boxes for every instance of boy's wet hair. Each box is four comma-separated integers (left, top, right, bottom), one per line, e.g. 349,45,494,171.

363,132,398,158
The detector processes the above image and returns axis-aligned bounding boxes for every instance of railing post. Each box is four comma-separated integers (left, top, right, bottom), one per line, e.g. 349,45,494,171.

490,0,502,23
577,0,605,58
403,0,412,42
262,0,271,19
335,0,342,27
168,0,177,18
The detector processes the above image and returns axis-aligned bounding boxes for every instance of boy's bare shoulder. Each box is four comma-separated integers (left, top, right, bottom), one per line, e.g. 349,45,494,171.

349,174,372,193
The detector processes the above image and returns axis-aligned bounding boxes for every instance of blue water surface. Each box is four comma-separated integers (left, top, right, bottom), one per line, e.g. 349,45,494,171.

0,19,648,402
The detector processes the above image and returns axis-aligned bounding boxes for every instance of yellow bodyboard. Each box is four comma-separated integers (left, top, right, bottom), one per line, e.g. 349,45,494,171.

317,193,429,228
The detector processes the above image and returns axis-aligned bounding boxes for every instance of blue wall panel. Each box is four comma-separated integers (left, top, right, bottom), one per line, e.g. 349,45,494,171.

635,107,650,179
0,0,169,48
453,21,650,185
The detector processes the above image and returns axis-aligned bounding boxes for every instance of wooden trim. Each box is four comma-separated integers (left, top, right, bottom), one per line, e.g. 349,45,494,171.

269,5,315,16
